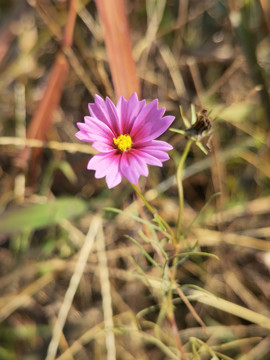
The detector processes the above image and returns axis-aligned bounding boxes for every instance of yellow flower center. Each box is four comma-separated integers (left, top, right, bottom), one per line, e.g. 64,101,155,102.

113,134,132,152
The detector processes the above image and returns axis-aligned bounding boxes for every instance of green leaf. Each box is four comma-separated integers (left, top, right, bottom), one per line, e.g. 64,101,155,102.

169,128,187,135
105,207,170,239
195,140,208,154
57,161,77,184
169,251,219,268
179,105,191,128
0,198,88,234
184,192,221,235
125,235,160,268
40,160,77,195
191,104,197,125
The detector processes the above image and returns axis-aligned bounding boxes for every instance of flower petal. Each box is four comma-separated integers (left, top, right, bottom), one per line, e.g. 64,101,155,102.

91,142,114,152
88,94,119,136
133,113,175,142
130,151,149,177
140,139,173,151
76,119,113,144
87,152,123,188
120,151,148,184
105,96,121,135
116,93,146,133
76,93,174,188
141,148,170,162
105,167,123,189
88,95,111,127
75,130,92,142
132,149,163,167
84,116,115,139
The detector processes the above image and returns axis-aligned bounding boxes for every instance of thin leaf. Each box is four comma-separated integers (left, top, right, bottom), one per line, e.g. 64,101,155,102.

171,251,220,264
125,235,160,268
0,198,87,234
191,290,270,330
169,128,187,135
179,105,191,128
195,140,208,154
105,207,170,239
191,104,197,125
184,192,221,235
181,284,218,298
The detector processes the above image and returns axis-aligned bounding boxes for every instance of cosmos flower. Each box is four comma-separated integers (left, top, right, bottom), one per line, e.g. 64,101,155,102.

75,93,175,189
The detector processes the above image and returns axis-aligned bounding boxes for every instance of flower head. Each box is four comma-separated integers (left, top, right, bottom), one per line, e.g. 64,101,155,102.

75,93,175,189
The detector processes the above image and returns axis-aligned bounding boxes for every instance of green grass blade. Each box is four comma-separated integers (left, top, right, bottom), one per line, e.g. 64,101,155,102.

125,235,160,268
0,198,88,234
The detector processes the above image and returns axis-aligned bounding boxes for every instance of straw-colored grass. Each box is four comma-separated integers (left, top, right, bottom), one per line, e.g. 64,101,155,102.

1,1,270,359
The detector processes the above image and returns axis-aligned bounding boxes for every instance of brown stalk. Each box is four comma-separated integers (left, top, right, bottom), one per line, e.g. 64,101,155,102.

167,312,187,360
17,53,69,177
0,28,14,65
95,0,140,99
17,0,78,181
260,0,270,32
62,0,79,48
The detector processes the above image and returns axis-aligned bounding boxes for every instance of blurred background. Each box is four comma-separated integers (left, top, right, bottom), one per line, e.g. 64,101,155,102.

1,0,270,359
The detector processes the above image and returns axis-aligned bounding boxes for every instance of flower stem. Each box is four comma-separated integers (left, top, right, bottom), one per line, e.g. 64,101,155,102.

130,183,175,243
176,139,193,242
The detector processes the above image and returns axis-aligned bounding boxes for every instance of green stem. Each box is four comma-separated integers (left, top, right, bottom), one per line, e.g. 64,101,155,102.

176,139,192,242
130,183,175,243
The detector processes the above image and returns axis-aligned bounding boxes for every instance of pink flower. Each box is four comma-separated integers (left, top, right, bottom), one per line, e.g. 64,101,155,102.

75,93,175,189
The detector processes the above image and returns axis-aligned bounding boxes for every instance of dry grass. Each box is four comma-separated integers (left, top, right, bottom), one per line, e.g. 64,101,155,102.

1,0,270,359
